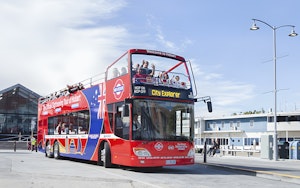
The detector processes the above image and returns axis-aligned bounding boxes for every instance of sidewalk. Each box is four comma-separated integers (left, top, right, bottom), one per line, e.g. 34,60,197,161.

195,153,300,185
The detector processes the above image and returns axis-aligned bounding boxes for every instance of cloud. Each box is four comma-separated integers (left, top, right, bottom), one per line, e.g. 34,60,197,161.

193,65,256,116
145,14,194,53
0,0,128,95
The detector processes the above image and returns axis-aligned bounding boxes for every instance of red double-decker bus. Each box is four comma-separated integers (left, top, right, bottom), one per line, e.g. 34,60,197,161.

37,49,211,168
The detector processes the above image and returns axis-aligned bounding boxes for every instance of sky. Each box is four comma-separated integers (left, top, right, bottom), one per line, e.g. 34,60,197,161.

1,0,300,118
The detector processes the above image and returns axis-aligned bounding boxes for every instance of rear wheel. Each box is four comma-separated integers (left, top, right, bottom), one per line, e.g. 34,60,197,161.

97,145,104,166
53,142,60,159
45,142,52,158
103,142,112,168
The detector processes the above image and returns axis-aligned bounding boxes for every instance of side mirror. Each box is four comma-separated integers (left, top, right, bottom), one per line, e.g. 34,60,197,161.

207,101,212,113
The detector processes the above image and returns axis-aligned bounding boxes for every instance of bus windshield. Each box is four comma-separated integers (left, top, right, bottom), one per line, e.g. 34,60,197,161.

132,99,194,142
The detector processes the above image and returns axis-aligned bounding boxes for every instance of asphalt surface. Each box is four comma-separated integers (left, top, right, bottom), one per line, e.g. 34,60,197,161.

1,149,300,185
195,153,300,185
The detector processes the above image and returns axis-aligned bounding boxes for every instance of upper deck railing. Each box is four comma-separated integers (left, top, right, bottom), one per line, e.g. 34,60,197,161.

38,72,105,104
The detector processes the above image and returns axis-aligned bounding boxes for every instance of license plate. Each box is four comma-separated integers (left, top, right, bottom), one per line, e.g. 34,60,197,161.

166,160,176,165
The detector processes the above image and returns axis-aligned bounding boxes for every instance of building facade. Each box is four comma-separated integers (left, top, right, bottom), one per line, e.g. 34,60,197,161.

0,84,40,139
195,112,300,152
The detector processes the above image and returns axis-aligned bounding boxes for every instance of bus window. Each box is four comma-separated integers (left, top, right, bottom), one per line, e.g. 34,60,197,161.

48,111,89,135
78,111,89,134
48,117,54,135
114,103,129,140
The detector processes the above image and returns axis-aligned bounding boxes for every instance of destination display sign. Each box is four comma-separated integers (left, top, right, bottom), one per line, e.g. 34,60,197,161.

133,85,192,100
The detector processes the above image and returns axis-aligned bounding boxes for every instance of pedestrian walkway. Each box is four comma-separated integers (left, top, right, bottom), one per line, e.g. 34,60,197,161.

195,153,300,185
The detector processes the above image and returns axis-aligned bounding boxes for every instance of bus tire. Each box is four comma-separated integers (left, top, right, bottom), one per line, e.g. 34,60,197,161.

97,144,104,166
53,141,60,159
45,142,53,158
104,142,112,168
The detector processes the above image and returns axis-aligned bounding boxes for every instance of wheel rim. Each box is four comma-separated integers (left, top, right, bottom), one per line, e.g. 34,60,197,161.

101,148,105,164
46,143,51,157
54,142,59,158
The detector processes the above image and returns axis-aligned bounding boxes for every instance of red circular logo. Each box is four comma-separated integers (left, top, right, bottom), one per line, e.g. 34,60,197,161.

113,79,124,100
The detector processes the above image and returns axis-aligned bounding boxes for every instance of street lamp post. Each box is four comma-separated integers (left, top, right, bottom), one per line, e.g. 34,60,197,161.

250,19,298,161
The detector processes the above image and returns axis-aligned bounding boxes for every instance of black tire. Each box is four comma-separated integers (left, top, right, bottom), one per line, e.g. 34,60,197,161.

45,142,53,158
104,142,112,168
53,141,60,159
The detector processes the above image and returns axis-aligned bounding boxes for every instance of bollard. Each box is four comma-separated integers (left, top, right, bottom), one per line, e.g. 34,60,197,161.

13,141,16,152
204,141,207,163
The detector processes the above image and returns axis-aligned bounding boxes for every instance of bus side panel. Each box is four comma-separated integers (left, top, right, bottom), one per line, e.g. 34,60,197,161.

109,139,131,166
76,84,103,160
57,84,104,160
106,75,130,104
39,83,105,161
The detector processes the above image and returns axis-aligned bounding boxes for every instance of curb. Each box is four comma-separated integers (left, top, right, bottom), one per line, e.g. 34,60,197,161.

199,162,300,185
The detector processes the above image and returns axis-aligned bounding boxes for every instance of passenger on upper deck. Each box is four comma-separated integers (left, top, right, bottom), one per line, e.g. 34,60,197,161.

133,64,147,83
159,71,169,84
171,75,180,86
67,85,77,94
77,82,84,90
133,60,156,83
120,67,127,75
112,68,120,78
67,83,84,94
140,60,155,77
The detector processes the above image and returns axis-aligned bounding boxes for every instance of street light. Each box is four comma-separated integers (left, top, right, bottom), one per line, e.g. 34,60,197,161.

250,18,298,161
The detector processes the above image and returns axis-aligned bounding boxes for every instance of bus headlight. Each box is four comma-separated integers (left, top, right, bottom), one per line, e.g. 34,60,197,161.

133,147,151,157
187,148,195,157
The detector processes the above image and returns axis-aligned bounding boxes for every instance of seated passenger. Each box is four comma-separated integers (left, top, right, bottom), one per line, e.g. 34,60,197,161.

55,122,62,134
132,63,139,75
120,67,127,75
78,126,87,134
77,82,84,90
112,68,120,78
67,85,77,94
159,71,169,84
61,123,67,134
171,75,180,87
69,129,76,134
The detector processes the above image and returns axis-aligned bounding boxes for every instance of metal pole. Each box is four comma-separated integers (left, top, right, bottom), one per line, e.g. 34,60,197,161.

273,28,278,161
250,18,297,161
203,141,207,163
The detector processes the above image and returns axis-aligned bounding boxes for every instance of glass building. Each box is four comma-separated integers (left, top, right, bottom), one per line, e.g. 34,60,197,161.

0,84,40,139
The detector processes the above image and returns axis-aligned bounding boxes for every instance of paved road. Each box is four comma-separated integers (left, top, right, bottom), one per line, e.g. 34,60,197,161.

195,153,300,185
1,150,300,187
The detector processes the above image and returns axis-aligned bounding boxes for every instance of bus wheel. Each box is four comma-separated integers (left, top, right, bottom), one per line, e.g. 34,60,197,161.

45,142,53,158
97,145,104,166
103,142,112,168
53,141,60,159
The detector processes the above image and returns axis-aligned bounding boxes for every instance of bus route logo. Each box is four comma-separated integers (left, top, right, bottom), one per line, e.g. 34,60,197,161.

154,142,163,151
113,79,124,100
